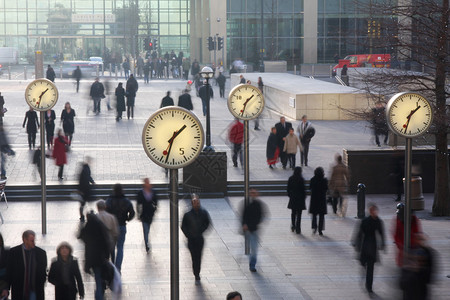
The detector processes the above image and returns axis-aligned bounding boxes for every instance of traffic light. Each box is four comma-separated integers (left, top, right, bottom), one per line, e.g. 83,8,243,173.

217,37,223,50
143,38,149,50
148,39,153,50
153,38,158,50
207,37,215,51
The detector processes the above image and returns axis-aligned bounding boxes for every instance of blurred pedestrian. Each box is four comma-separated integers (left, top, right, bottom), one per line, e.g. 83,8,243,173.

239,74,246,84
78,156,95,222
103,79,112,111
96,200,119,263
78,211,110,300
115,82,126,121
309,167,328,235
371,101,389,147
60,102,76,145
23,106,39,150
182,57,190,80
90,77,105,115
254,76,264,130
352,203,385,295
0,125,15,180
275,117,292,169
73,66,82,93
329,154,351,217
198,81,214,116
2,230,47,300
226,291,242,300
178,89,193,111
126,74,139,119
0,233,9,292
122,59,130,80
160,91,174,108
392,203,421,267
228,118,244,168
266,127,279,169
287,167,306,234
32,146,42,180
143,61,150,83
48,242,85,300
181,194,211,283
137,178,158,253
217,72,226,98
52,129,69,180
242,189,266,272
0,92,5,125
44,109,56,149
106,183,135,272
46,64,56,82
298,115,315,167
283,127,301,169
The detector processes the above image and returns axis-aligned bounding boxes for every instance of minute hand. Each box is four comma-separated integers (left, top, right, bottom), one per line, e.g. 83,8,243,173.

402,106,421,133
240,95,254,115
164,125,187,163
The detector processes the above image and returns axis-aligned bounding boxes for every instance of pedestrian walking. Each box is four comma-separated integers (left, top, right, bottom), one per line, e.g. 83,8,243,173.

115,82,126,121
254,77,264,130
309,167,328,235
266,127,279,169
45,109,56,149
239,74,246,84
143,61,150,83
329,154,351,217
136,55,144,78
73,66,82,93
182,57,190,80
298,115,315,167
275,116,292,169
46,64,56,82
287,167,306,234
60,102,76,145
90,77,105,115
96,200,119,263
191,59,200,77
181,194,211,283
136,178,158,253
178,89,193,111
126,74,138,119
52,129,69,180
32,146,42,180
0,125,15,180
217,72,226,98
2,230,47,300
78,211,110,300
352,203,385,295
23,107,40,150
0,233,9,292
228,118,244,168
0,92,5,125
106,183,135,272
78,156,95,222
283,127,301,169
48,242,85,300
226,291,243,300
371,101,389,146
242,189,266,272
122,59,130,80
198,81,214,116
160,91,174,108
103,79,112,111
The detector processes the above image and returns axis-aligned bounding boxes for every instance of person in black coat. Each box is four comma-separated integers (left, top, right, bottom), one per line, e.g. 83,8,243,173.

60,102,76,145
23,107,40,149
287,167,306,234
216,72,226,98
126,74,139,119
73,66,82,93
309,167,328,235
160,91,174,108
78,212,110,300
46,65,56,82
115,82,126,121
137,178,158,252
274,116,292,169
78,156,95,222
177,90,193,111
181,194,211,282
266,127,279,169
48,242,84,300
2,230,47,300
352,203,385,294
44,109,56,148
198,83,214,116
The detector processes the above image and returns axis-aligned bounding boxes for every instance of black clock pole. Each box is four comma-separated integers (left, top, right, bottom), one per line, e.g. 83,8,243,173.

244,120,250,255
40,111,47,234
169,168,179,300
404,138,413,253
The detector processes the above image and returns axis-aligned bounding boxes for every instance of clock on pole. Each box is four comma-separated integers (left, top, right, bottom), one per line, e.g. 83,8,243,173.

228,84,264,121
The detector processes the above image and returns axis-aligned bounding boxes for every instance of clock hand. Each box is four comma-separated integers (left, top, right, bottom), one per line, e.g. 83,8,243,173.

402,106,421,133
240,95,254,115
167,125,187,143
36,88,49,107
163,125,187,162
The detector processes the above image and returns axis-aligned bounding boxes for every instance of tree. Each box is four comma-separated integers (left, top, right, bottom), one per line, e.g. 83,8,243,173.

351,0,449,215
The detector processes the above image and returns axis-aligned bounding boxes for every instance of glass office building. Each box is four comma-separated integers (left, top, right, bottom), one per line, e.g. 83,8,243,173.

0,0,190,62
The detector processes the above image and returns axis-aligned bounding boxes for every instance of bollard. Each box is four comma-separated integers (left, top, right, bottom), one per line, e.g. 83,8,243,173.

8,66,11,80
357,183,366,219
294,65,296,75
24,66,27,80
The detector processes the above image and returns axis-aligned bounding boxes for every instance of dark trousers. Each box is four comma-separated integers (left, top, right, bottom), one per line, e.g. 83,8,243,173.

93,97,101,113
58,165,64,179
291,209,302,233
279,144,288,167
287,153,296,168
375,129,388,146
127,106,134,119
232,143,243,167
311,213,324,233
187,237,204,277
365,259,375,292
76,80,80,93
219,85,225,98
28,133,36,149
300,141,310,165
332,192,342,214
46,133,53,148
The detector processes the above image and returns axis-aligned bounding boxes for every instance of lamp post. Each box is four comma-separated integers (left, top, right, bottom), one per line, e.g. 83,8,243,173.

200,66,214,151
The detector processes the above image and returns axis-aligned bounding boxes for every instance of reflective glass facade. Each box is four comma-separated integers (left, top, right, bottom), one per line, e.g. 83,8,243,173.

0,0,190,61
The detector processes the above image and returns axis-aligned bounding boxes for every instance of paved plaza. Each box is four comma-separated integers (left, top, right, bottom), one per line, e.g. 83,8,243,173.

0,76,448,299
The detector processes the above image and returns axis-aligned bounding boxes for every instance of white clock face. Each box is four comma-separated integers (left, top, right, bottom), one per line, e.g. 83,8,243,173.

142,107,204,169
228,84,264,120
386,92,433,138
25,79,59,111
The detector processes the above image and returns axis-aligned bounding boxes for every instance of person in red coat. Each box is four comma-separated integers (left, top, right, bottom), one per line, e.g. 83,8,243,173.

392,203,421,266
53,128,69,180
228,118,244,167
